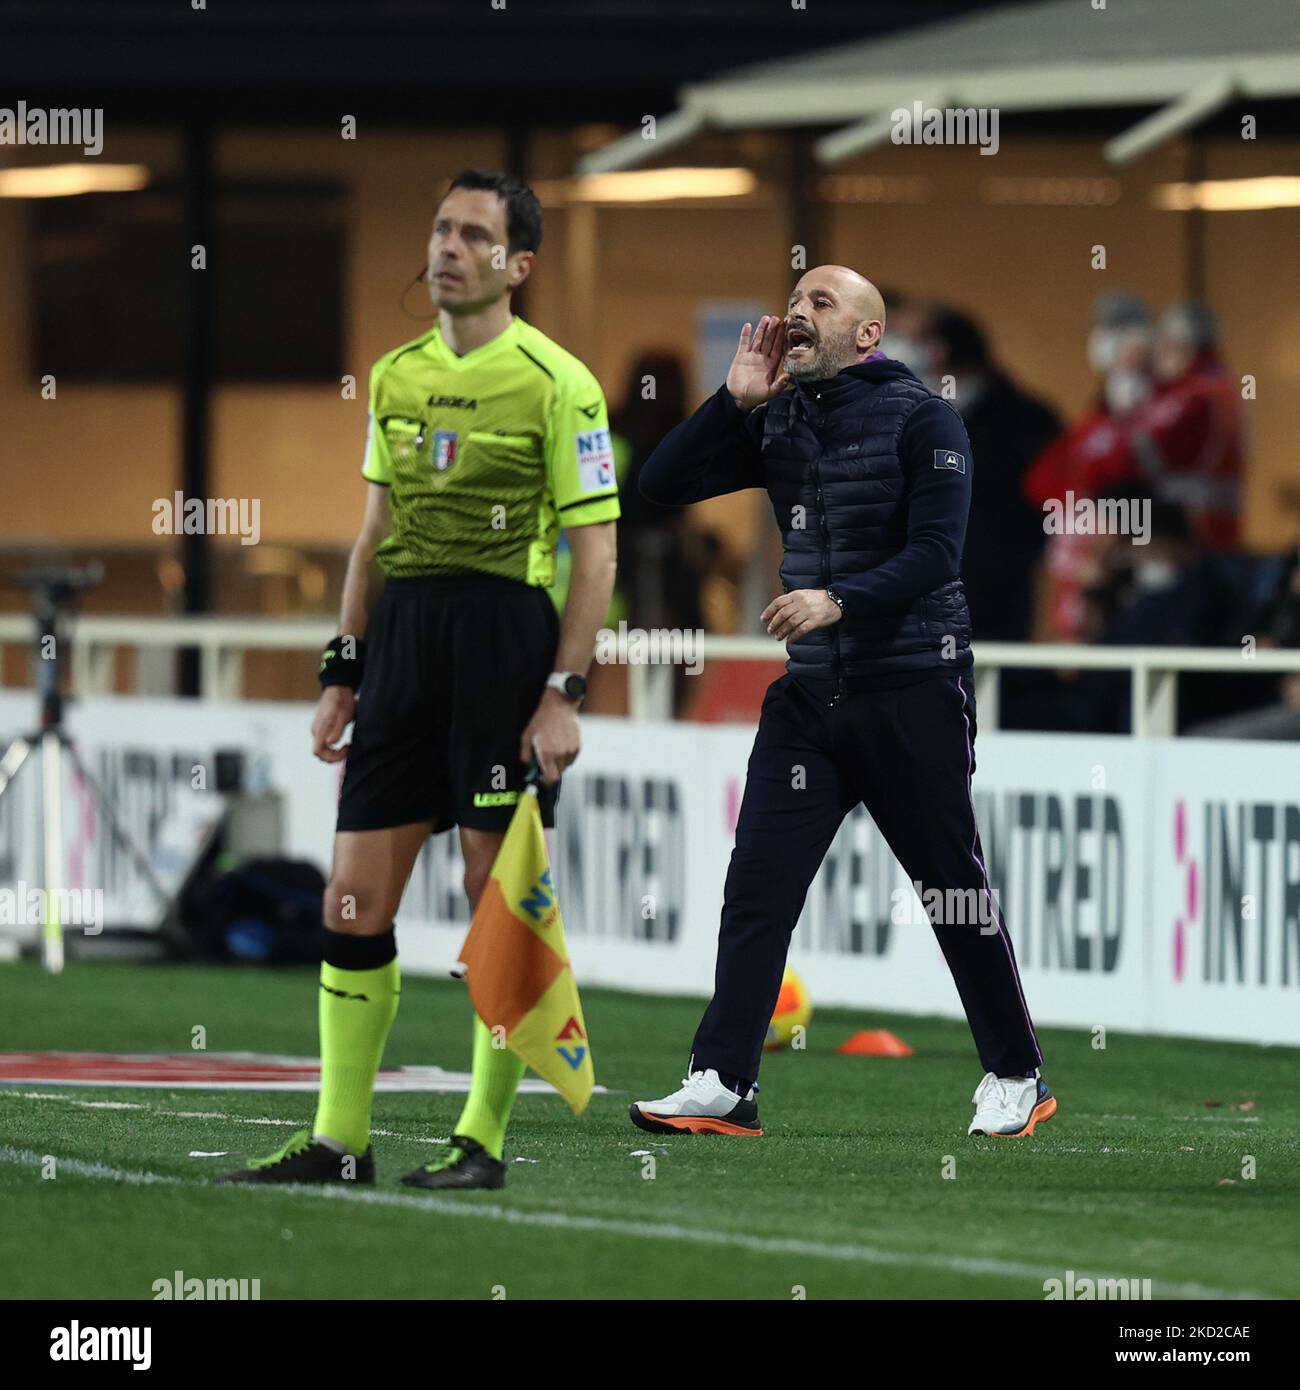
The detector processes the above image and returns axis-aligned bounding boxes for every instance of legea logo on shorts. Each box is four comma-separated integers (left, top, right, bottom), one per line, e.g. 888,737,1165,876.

474,790,520,808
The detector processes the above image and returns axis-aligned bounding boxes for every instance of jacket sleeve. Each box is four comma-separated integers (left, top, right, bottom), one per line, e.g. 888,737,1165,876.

639,385,767,504
831,397,972,616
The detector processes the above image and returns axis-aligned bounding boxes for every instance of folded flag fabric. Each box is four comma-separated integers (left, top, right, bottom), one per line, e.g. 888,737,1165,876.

457,785,593,1114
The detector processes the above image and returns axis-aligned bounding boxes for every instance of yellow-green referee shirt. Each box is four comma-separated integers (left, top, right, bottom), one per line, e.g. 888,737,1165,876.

362,317,620,585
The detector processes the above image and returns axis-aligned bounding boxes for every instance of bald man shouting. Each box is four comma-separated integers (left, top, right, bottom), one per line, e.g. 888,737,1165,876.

632,267,1055,1141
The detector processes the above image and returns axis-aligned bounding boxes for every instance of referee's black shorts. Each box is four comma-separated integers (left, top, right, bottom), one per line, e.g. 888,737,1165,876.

336,574,560,835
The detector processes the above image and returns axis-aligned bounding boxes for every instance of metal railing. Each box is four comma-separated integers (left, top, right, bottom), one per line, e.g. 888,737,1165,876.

627,635,1300,735
3,615,1300,735
0,615,328,705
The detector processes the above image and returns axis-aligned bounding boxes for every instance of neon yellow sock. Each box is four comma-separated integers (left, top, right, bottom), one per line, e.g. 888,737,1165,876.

455,1015,525,1161
313,958,400,1155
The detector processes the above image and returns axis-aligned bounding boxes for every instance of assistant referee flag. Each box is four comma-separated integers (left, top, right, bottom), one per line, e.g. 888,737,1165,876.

457,786,594,1114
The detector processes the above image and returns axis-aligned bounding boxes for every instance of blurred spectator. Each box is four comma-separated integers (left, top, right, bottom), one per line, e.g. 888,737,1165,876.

1005,487,1241,732
1025,296,1246,646
1143,302,1244,551
1024,292,1157,641
914,308,1060,641
1087,491,1236,648
608,350,705,633
879,289,932,372
1187,545,1300,740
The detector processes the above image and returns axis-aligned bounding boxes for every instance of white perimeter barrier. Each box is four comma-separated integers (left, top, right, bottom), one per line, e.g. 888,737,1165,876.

1,690,1297,1048
6,616,1300,733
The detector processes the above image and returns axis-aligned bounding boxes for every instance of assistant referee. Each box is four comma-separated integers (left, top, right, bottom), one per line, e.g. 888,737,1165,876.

630,267,1056,1142
220,171,618,1191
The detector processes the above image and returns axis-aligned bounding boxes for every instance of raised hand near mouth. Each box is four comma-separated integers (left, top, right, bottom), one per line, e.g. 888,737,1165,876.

727,314,791,411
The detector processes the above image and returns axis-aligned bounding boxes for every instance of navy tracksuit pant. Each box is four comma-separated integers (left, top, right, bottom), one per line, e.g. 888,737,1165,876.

690,669,1042,1086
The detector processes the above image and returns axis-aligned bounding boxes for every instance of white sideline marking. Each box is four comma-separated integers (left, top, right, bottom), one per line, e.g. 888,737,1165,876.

0,1146,180,1186
0,1145,1273,1301
6,1091,447,1145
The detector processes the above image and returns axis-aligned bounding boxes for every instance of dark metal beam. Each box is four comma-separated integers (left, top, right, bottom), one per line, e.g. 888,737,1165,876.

1184,137,1207,301
178,118,214,698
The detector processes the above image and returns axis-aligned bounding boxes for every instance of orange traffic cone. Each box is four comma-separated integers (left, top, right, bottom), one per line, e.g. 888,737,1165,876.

838,1029,914,1057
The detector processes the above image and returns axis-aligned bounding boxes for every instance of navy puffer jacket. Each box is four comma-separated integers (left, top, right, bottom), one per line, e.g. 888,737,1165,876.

640,356,975,691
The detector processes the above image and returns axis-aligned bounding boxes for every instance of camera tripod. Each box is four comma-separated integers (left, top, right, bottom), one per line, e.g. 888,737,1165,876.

0,565,168,973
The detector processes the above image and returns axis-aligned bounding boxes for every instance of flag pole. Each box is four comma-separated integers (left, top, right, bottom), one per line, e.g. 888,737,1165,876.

523,754,545,798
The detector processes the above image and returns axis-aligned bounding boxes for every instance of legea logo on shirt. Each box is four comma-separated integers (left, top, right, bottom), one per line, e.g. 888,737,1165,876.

575,428,616,492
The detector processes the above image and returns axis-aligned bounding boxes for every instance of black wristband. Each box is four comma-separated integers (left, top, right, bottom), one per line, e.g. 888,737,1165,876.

319,634,365,690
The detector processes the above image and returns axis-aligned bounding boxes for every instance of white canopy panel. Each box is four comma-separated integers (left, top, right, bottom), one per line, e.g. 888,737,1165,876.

578,0,1300,171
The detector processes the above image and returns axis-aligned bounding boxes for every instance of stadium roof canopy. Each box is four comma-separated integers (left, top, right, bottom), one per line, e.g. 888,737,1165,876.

578,0,1300,172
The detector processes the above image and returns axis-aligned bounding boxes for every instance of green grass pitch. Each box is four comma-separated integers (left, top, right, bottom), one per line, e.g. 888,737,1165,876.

1,960,1296,1300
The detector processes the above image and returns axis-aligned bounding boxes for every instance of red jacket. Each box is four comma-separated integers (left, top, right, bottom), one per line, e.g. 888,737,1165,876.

1024,352,1243,550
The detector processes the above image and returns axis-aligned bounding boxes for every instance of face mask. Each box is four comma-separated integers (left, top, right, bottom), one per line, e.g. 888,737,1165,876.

1104,368,1152,416
1134,559,1179,592
885,335,926,369
948,371,987,411
1088,327,1119,374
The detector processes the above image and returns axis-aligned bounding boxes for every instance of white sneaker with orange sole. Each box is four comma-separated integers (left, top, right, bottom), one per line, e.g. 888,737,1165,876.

630,1069,763,1137
968,1071,1058,1137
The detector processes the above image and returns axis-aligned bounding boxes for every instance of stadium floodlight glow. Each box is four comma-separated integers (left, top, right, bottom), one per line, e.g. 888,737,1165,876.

1104,76,1237,166
0,163,150,197
569,167,756,203
980,176,1122,207
815,174,936,205
1152,176,1300,211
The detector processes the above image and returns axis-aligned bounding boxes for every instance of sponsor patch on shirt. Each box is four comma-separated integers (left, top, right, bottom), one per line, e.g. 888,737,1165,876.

575,428,617,492
934,448,966,474
432,430,458,471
